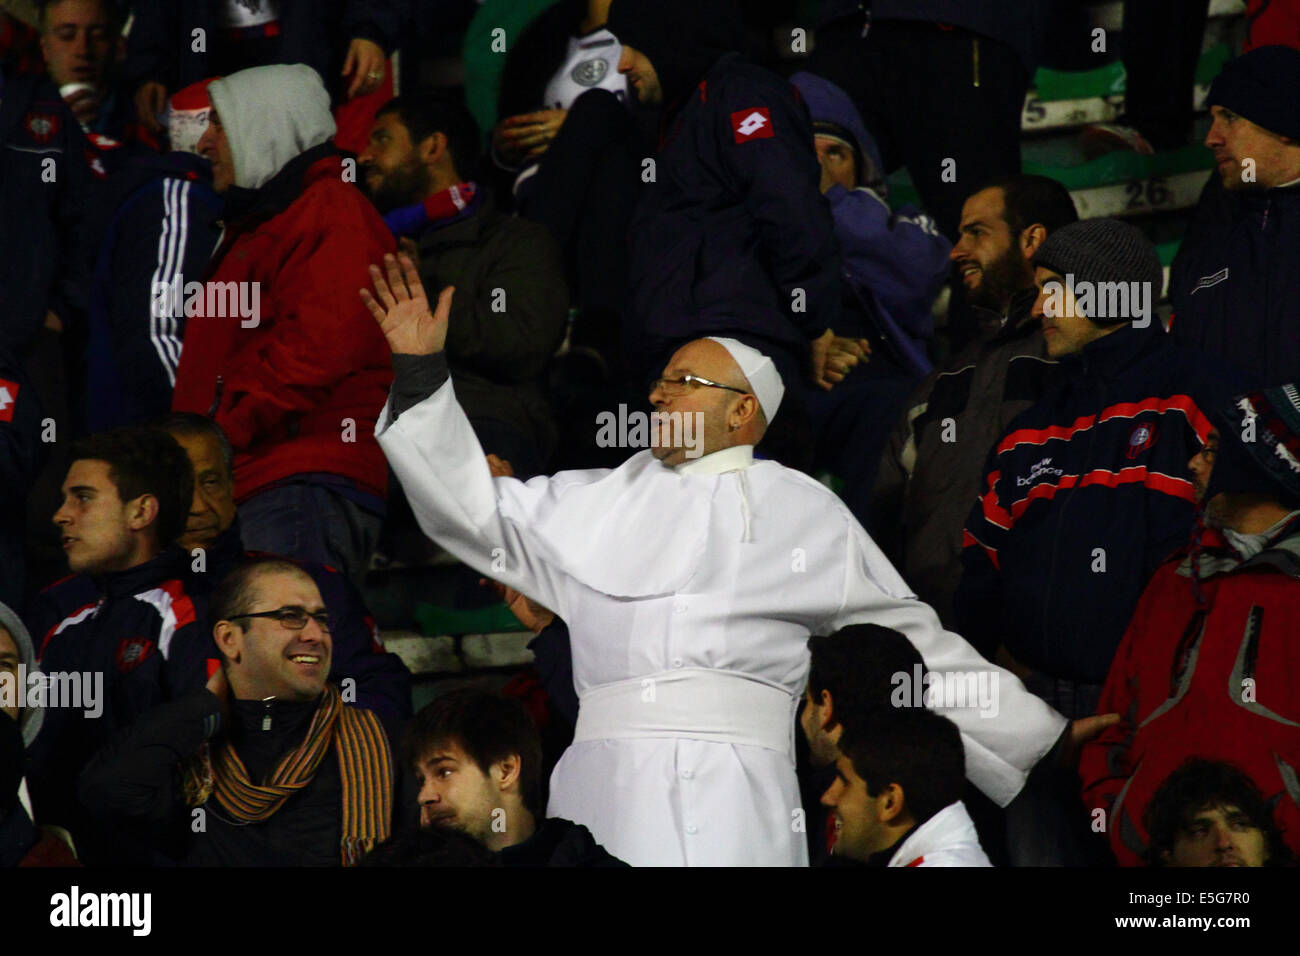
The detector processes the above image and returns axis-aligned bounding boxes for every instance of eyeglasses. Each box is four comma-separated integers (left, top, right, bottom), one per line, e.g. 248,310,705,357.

649,374,749,398
228,606,331,632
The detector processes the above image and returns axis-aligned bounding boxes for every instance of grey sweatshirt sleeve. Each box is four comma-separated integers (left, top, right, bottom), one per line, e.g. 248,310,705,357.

390,352,450,420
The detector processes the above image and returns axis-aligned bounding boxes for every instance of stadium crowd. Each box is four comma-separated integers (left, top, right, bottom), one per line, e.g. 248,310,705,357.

1,0,1298,868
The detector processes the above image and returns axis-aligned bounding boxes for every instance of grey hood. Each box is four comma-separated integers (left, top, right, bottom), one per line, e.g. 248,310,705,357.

208,64,336,191
0,600,42,748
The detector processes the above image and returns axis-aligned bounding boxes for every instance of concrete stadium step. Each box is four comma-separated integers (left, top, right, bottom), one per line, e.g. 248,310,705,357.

381,630,463,675
887,144,1212,220
1022,43,1231,132
378,602,536,679
383,626,536,678
1040,143,1213,219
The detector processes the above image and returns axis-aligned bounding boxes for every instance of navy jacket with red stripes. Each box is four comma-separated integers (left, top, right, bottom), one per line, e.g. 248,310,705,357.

23,547,213,862
955,320,1247,685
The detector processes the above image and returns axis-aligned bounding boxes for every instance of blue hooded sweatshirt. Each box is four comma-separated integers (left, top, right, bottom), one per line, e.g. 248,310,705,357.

791,72,951,377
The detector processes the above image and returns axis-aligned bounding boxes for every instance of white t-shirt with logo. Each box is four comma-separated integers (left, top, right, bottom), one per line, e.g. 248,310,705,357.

542,28,628,111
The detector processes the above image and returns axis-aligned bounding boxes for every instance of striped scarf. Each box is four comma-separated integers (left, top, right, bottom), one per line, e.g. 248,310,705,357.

382,182,478,239
183,685,392,865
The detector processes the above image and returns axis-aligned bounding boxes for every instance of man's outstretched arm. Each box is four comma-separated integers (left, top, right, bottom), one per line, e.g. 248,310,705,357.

361,255,570,619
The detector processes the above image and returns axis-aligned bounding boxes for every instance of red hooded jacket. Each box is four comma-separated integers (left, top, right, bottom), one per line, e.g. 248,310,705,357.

1080,518,1300,865
171,149,395,500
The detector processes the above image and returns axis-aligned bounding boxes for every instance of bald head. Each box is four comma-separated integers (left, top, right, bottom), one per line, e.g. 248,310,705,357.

682,339,748,385
648,339,766,467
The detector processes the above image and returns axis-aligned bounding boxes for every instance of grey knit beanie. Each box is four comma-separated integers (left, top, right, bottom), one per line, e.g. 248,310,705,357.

1033,218,1163,325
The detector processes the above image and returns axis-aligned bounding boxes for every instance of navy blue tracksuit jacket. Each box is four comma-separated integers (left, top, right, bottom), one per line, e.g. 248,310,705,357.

956,321,1247,684
85,151,222,431
624,52,841,376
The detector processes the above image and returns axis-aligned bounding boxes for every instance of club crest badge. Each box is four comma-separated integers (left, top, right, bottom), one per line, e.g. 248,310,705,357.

1126,421,1158,459
24,111,60,144
571,57,609,87
115,637,155,673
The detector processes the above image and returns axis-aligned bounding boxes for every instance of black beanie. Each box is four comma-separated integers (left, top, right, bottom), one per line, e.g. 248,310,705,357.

1206,46,1300,142
1032,218,1164,325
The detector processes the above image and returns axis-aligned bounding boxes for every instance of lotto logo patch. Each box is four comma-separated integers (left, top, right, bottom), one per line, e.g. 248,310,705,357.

731,107,773,143
1126,421,1158,459
0,379,18,422
88,132,123,151
85,148,108,180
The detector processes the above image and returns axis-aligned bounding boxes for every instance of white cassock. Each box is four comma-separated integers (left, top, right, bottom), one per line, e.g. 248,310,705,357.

376,381,1067,866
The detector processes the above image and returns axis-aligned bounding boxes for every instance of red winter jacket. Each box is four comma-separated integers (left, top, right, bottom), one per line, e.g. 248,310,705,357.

171,147,395,500
1080,518,1300,866
1245,1,1300,51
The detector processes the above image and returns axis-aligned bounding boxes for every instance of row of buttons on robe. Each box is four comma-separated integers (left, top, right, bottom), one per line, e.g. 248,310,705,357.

672,598,688,669
682,761,695,834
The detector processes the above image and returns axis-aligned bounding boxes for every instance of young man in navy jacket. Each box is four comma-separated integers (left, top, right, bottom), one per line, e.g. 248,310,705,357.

957,218,1246,865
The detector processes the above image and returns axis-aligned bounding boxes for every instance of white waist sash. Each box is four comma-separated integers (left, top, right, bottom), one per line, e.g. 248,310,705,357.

572,667,798,756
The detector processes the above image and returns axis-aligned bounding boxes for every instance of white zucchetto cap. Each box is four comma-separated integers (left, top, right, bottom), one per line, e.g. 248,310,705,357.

705,336,785,421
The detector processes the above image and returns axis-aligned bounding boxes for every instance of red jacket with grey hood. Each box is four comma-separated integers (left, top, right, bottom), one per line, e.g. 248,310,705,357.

171,64,395,500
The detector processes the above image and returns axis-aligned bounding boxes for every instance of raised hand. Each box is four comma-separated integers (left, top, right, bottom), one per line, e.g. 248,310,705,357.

359,253,454,356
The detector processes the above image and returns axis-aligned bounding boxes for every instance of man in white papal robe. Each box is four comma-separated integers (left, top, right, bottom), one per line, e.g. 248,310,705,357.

360,254,1112,866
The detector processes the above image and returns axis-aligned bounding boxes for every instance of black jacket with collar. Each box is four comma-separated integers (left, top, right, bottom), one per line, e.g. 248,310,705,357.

79,690,346,866
1170,177,1300,388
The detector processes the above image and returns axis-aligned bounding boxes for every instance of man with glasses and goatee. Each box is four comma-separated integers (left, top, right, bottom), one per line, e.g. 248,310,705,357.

79,557,397,866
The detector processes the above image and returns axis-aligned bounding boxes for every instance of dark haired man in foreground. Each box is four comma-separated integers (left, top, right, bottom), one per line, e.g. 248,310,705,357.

1145,759,1293,867
406,687,624,866
25,426,210,863
822,708,991,867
